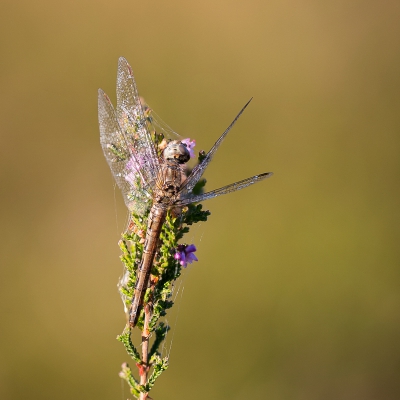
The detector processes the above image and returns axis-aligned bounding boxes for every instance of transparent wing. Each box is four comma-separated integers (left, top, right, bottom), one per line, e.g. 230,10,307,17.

176,172,273,206
98,89,152,215
116,57,161,189
179,98,253,196
149,108,183,140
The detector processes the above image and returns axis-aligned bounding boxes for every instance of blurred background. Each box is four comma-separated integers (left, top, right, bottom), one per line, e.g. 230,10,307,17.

1,0,399,399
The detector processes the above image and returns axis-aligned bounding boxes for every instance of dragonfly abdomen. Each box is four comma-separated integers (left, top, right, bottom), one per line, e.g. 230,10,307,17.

129,205,167,327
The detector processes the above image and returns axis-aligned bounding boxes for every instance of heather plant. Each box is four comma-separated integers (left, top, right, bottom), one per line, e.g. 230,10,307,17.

117,149,209,399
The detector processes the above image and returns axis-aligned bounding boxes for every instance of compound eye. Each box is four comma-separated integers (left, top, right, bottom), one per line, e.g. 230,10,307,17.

163,141,190,163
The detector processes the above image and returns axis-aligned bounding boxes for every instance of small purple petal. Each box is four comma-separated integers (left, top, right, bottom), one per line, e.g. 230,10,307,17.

185,244,196,253
125,156,146,185
126,156,142,173
125,172,137,186
175,243,198,267
186,253,198,264
181,138,196,158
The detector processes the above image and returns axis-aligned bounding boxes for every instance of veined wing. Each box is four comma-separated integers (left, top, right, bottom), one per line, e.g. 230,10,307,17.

116,57,160,189
98,89,152,215
176,172,273,206
179,98,253,197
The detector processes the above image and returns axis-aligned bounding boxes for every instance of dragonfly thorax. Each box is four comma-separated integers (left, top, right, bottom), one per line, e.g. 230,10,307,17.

163,140,190,164
154,160,185,205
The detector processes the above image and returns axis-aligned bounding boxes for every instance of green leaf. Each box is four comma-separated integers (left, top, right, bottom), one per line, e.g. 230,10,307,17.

143,355,169,392
119,363,141,398
117,327,141,363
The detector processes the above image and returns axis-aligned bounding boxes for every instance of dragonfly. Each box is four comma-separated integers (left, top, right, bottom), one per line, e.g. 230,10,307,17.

98,57,273,327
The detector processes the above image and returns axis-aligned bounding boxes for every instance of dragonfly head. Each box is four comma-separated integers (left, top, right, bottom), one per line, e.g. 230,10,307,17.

163,140,190,164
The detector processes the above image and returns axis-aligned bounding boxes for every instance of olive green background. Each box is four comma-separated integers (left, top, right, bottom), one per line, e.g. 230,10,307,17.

1,1,399,399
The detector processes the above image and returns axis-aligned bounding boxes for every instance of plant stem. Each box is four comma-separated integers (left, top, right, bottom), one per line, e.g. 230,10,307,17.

140,302,152,400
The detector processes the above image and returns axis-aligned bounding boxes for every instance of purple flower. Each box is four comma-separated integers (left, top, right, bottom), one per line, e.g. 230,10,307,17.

174,244,198,267
125,156,144,186
181,138,196,159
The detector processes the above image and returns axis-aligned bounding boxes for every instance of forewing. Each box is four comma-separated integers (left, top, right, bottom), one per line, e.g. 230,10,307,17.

98,89,152,215
179,99,253,196
116,57,160,189
176,172,273,206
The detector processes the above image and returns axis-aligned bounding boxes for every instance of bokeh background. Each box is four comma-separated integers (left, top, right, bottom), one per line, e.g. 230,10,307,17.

1,1,399,399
